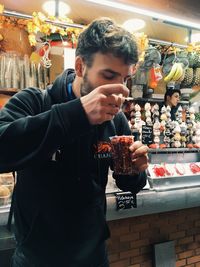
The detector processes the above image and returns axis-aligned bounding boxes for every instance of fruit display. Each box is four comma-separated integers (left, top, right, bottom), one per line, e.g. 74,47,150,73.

128,101,199,149
181,67,194,87
129,103,145,139
148,162,200,178
192,68,200,86
144,103,152,126
134,43,200,88
164,62,184,83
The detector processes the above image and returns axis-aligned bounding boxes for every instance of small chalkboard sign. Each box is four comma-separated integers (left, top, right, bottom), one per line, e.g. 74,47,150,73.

142,125,153,145
115,192,137,210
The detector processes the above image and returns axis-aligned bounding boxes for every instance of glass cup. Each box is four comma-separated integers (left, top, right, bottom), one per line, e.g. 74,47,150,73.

110,135,134,175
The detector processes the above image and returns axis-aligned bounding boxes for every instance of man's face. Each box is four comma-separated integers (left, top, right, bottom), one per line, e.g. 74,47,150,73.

170,92,180,107
79,52,135,96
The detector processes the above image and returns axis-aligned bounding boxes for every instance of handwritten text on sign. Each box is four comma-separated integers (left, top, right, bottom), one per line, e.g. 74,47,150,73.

142,125,153,145
115,192,137,210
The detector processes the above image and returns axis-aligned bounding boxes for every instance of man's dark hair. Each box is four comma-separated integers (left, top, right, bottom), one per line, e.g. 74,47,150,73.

164,89,181,103
76,17,138,67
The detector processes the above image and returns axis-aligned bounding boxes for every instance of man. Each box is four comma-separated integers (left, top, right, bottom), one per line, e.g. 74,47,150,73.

0,18,148,266
164,88,181,120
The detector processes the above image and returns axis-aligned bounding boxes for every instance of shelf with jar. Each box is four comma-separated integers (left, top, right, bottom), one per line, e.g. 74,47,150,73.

0,90,16,209
0,172,14,208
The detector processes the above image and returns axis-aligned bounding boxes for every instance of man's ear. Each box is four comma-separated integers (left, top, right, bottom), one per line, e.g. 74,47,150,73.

75,56,85,77
167,95,170,102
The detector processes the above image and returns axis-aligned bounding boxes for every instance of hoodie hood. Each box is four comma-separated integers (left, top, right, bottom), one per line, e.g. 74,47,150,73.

47,69,76,104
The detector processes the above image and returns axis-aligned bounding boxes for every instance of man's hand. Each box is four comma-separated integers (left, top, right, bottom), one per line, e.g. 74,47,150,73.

80,84,129,125
129,141,149,173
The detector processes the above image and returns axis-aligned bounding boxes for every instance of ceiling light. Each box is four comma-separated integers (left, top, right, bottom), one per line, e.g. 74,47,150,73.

85,0,200,30
185,33,200,43
122,19,145,33
42,1,71,17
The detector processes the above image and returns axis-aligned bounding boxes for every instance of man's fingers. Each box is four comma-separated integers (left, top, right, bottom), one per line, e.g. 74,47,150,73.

98,84,129,98
80,83,129,125
129,142,149,159
132,155,149,172
106,94,125,108
103,103,120,114
133,162,149,173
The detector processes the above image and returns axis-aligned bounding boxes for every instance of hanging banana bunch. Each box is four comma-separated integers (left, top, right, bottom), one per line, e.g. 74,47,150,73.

164,62,185,83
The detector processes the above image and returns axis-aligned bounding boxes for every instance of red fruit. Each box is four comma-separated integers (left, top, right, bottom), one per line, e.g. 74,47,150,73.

149,143,159,149
153,165,166,177
160,125,165,132
190,163,200,174
187,144,193,148
38,44,49,57
38,48,44,57
193,144,200,148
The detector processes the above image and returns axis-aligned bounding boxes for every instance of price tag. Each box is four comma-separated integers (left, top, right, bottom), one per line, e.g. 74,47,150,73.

142,125,153,145
115,192,137,210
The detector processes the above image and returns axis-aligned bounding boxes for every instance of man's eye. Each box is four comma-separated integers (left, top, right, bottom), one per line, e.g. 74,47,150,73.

103,74,115,80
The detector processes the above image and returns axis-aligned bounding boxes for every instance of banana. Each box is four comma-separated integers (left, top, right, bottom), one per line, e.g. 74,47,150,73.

164,63,179,83
176,69,186,83
172,63,183,81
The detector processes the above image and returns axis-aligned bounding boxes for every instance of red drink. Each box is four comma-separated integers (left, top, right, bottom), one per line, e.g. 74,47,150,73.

110,135,134,175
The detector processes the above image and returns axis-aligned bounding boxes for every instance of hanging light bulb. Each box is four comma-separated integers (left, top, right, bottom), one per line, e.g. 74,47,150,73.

42,1,71,17
122,19,146,33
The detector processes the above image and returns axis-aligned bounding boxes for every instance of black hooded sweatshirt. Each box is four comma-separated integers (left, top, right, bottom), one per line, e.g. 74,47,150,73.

0,69,146,266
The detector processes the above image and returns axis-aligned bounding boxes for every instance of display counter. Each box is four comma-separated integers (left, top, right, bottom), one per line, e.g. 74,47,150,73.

106,147,200,219
0,184,200,224
105,147,200,266
106,186,200,221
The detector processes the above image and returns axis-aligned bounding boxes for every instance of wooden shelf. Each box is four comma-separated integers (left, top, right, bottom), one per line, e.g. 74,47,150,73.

0,88,19,96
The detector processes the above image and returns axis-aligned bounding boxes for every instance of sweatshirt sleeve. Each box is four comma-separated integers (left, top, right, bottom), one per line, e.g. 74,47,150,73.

113,172,147,194
0,88,91,172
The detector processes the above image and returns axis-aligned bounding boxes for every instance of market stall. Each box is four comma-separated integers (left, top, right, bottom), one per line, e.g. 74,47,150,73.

0,3,200,267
